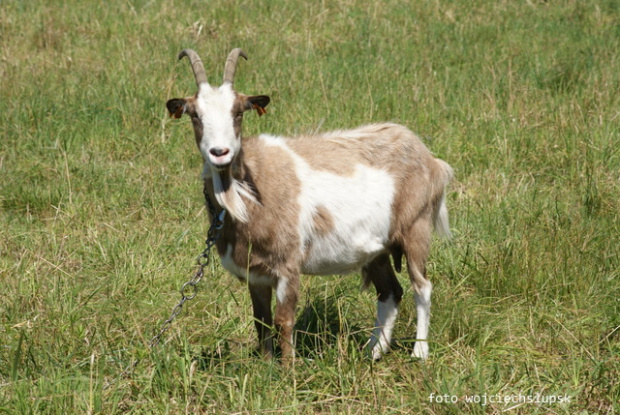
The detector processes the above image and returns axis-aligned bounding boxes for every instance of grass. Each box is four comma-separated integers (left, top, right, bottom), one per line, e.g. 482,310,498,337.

1,0,619,413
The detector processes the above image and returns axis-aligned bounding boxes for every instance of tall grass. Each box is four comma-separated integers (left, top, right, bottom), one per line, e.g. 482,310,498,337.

1,0,618,413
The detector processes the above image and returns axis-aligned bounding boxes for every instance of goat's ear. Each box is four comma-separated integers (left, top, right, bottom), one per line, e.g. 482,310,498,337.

166,98,187,119
245,95,270,117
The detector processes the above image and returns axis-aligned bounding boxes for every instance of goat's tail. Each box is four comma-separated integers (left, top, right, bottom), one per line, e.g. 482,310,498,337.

433,159,453,239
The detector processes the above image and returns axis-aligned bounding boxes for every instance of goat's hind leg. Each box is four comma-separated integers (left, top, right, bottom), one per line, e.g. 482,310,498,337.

404,231,433,360
412,275,432,359
363,254,403,360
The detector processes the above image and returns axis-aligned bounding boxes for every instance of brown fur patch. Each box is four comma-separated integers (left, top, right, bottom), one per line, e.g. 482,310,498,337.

311,205,334,237
282,136,358,176
282,124,432,176
231,96,246,140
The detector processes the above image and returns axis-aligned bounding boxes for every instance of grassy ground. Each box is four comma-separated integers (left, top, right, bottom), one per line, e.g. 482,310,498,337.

1,0,619,413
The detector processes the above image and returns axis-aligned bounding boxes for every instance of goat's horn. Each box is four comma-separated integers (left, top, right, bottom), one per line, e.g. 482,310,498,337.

178,49,208,87
223,48,248,85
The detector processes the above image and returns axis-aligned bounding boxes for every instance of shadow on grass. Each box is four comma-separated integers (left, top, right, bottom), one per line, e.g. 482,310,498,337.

189,289,424,367
294,293,368,359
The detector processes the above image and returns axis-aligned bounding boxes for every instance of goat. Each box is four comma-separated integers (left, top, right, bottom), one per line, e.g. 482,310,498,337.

166,48,453,362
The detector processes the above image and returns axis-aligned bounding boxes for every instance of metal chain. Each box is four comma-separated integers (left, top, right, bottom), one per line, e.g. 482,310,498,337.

105,189,224,388
148,191,224,348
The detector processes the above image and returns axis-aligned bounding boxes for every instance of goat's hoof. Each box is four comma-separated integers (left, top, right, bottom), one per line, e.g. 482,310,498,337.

371,348,384,361
411,342,429,360
365,338,388,361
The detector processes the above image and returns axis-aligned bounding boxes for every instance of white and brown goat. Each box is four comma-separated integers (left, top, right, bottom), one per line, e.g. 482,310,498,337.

166,48,453,362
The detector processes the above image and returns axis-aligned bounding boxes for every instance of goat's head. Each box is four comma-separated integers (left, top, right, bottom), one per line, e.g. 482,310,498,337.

166,48,270,175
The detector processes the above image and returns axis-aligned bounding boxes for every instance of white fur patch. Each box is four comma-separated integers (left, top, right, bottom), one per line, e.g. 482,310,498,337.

259,134,395,275
412,279,432,359
275,277,288,305
368,294,399,360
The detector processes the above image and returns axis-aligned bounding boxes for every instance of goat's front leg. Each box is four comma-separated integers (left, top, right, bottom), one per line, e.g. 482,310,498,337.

249,283,273,358
274,275,299,363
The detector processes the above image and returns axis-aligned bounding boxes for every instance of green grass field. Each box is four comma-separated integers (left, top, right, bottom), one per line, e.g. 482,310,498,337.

1,0,619,413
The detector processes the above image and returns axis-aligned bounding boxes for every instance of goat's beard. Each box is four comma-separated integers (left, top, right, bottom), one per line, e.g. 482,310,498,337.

211,166,258,223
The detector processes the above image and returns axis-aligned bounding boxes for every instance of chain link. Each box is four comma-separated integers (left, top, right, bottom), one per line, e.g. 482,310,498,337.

105,189,224,388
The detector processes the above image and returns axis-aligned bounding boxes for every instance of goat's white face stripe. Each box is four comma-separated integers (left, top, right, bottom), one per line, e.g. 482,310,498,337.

260,134,395,275
196,83,238,170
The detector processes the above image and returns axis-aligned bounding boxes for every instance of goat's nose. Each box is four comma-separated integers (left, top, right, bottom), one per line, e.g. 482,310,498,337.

209,147,230,157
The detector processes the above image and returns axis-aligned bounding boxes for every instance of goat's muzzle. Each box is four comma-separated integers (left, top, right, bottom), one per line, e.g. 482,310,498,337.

209,147,233,170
